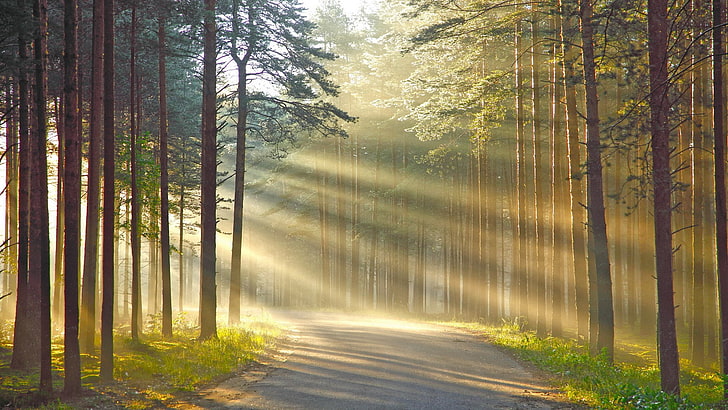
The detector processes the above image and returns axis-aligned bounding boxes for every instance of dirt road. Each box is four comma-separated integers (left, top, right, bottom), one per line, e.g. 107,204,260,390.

194,311,574,409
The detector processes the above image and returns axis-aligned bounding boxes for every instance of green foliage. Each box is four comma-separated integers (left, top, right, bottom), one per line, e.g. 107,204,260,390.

115,314,279,391
615,385,697,409
0,314,279,408
447,321,724,409
0,320,13,344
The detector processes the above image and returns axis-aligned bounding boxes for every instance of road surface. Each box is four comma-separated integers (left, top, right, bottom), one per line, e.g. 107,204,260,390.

194,311,575,409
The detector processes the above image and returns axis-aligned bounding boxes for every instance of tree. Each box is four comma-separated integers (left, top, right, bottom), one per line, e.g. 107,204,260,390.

158,13,173,338
62,0,81,394
10,0,32,371
713,0,728,397
29,0,52,392
578,0,614,361
80,0,103,354
647,0,680,393
100,0,115,381
129,1,142,341
199,0,218,341
221,0,353,322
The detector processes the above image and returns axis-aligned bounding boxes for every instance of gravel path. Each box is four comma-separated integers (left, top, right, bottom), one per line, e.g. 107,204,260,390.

194,311,576,409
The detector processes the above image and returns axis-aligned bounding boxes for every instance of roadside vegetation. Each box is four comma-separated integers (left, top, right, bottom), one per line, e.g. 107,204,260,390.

0,313,280,408
447,320,723,409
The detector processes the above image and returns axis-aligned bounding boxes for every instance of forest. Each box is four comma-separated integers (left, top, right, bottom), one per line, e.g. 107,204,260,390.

0,0,728,405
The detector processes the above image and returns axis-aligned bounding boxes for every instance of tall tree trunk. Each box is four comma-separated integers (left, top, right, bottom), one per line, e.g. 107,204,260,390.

550,12,565,337
129,3,141,341
337,138,347,309
513,18,527,321
199,0,218,341
562,6,588,342
100,0,115,381
30,0,52,391
178,187,185,312
80,0,103,354
11,1,32,369
530,8,548,336
579,0,614,361
4,79,18,312
351,135,361,310
691,32,708,365
712,0,728,397
413,186,425,314
53,97,65,323
229,0,254,323
62,0,81,393
369,138,381,309
158,16,172,338
316,148,330,307
647,0,680,393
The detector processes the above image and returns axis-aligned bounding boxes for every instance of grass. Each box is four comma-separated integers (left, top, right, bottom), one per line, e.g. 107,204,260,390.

445,320,725,409
0,312,281,409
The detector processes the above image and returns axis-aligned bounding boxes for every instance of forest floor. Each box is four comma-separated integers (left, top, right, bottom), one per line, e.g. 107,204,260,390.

174,310,578,409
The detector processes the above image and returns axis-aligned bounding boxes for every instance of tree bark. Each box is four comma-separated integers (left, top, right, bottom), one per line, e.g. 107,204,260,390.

562,9,588,342
158,16,172,338
11,0,32,369
62,0,81,393
316,148,330,308
712,0,728,397
351,135,361,310
100,0,115,381
579,0,614,361
30,0,52,391
199,0,218,341
513,18,528,322
53,96,65,324
80,0,103,355
129,3,142,341
530,8,547,336
228,0,254,324
647,0,680,393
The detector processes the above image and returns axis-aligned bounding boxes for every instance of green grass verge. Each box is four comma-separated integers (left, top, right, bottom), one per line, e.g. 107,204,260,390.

0,312,281,408
444,320,724,409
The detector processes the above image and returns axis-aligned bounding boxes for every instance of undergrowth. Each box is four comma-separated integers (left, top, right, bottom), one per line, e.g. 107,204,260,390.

448,320,724,409
0,312,280,408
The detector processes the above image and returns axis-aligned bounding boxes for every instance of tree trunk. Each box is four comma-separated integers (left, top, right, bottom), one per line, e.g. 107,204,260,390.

53,97,65,323
100,0,115,381
316,148,330,307
62,0,81,393
513,18,527,322
4,79,18,316
691,30,708,365
563,9,588,342
158,16,172,338
80,0,103,355
337,138,347,309
129,2,142,341
199,0,218,341
579,0,614,361
529,8,548,335
647,0,680,393
228,0,254,323
712,0,728,397
551,11,565,337
11,2,32,369
178,188,185,312
30,0,52,391
351,134,361,310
